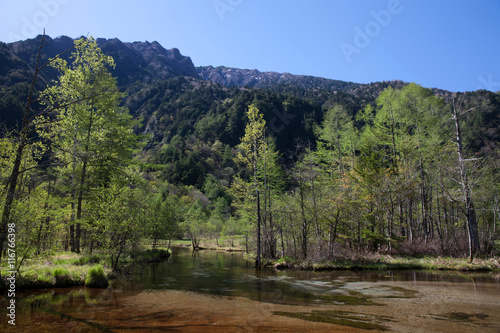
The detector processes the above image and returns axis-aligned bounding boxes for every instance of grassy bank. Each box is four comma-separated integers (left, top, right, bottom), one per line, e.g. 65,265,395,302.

0,248,171,292
269,255,500,272
172,238,500,273
170,237,246,252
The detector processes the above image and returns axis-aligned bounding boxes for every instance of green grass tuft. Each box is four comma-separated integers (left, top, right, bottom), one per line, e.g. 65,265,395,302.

85,265,108,288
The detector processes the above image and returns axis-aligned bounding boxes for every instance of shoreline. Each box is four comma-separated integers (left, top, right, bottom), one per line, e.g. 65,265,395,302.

0,248,171,293
175,244,500,272
266,255,500,272
2,248,499,294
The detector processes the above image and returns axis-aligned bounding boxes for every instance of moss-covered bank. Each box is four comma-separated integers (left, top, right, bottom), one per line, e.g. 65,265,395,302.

0,248,171,292
268,255,500,272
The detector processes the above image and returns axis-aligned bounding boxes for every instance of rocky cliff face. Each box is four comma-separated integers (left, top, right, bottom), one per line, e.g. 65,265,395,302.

196,66,288,88
97,38,200,86
2,35,200,88
196,65,362,91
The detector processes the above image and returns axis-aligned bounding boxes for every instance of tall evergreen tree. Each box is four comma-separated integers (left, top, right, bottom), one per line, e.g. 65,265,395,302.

236,104,267,267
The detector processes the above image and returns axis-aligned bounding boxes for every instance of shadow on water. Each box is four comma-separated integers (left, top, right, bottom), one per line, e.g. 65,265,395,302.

1,287,122,331
272,310,394,331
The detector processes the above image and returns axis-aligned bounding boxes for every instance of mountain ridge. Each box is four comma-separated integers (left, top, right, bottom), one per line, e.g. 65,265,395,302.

1,35,415,93
196,65,368,91
1,34,497,156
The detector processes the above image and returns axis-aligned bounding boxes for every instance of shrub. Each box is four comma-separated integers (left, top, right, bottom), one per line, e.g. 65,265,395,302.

52,267,75,287
73,254,101,265
52,267,70,278
85,265,108,288
17,272,54,290
132,249,171,262
275,256,295,269
54,258,72,265
145,249,170,260
277,256,294,264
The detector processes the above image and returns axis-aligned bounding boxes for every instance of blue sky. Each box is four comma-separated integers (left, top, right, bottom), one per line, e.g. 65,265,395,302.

1,0,499,92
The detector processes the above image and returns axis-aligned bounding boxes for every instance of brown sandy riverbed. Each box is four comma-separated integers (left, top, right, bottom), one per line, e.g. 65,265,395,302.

2,278,499,332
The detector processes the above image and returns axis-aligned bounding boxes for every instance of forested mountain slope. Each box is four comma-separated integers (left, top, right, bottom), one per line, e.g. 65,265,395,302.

0,35,499,263
1,35,499,162
1,35,499,181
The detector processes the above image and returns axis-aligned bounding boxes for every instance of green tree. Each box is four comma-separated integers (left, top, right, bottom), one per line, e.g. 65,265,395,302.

236,104,267,267
256,137,285,258
315,104,357,175
0,35,72,278
184,199,212,249
353,84,445,250
90,183,146,273
44,37,137,253
147,192,183,249
314,105,359,256
290,146,318,258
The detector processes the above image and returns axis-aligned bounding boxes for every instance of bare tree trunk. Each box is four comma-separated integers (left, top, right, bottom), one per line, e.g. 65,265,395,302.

399,202,405,238
408,199,414,243
328,207,340,259
70,162,77,252
452,98,480,261
421,179,429,241
253,136,262,268
280,226,285,257
256,188,261,267
297,168,308,259
388,196,394,253
268,187,276,258
435,190,445,253
262,143,268,258
35,176,57,255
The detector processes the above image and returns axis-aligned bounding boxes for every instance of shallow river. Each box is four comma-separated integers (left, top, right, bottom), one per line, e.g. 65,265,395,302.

2,249,500,332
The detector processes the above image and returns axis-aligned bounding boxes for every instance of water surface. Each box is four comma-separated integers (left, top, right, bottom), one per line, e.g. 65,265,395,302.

1,249,499,332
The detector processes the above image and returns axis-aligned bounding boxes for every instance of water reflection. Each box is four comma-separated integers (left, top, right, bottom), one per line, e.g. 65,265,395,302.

1,249,499,332
138,249,498,306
